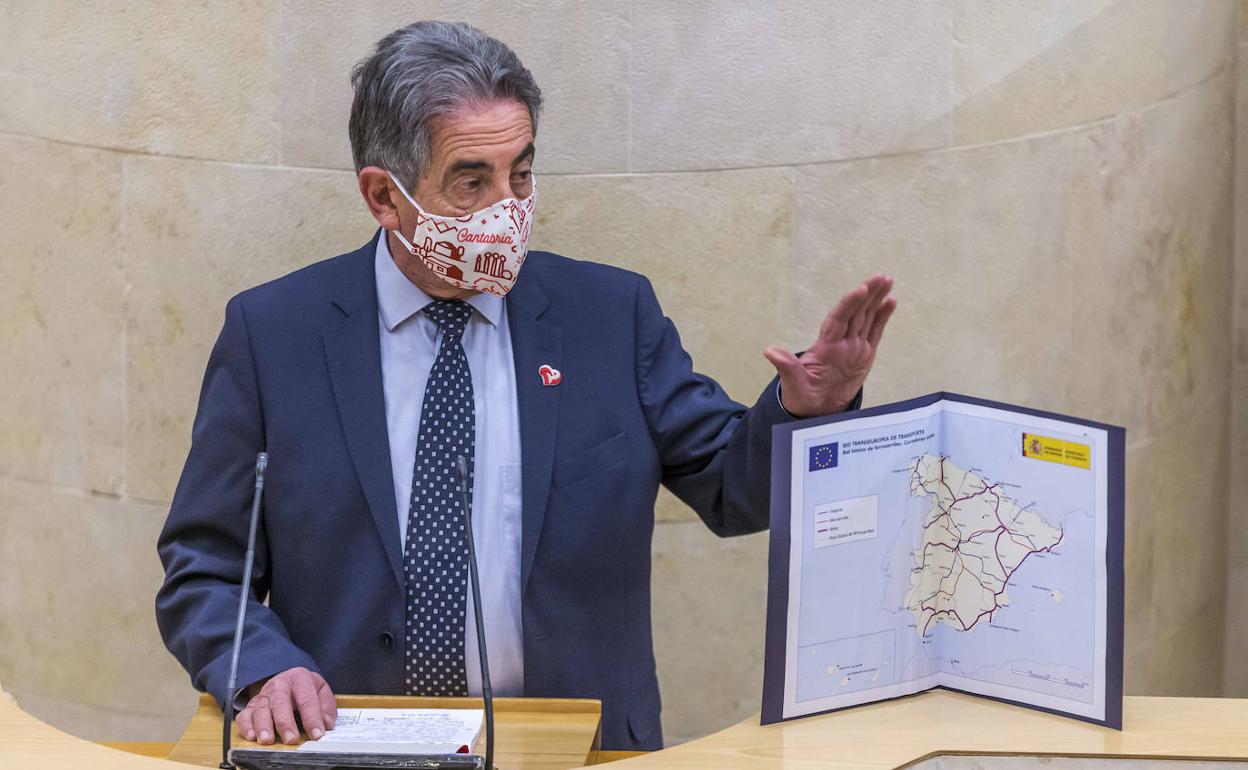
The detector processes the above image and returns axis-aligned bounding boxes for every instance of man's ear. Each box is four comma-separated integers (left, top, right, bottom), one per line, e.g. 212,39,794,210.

358,167,402,231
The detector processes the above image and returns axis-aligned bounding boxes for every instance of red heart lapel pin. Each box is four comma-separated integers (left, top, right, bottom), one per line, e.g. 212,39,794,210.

539,364,562,387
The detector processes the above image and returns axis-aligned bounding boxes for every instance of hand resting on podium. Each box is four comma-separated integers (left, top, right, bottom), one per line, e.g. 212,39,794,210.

235,666,338,746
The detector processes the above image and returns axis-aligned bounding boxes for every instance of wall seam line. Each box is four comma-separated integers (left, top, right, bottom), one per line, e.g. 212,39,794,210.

0,62,1228,179
119,155,129,501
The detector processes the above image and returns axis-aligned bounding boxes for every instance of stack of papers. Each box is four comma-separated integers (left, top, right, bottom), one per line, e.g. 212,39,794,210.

296,708,484,755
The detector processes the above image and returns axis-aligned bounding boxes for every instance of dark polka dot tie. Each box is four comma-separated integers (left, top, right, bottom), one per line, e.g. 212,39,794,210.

404,299,475,696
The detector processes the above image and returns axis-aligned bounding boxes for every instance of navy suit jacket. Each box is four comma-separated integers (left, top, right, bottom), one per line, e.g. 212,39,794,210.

155,231,859,750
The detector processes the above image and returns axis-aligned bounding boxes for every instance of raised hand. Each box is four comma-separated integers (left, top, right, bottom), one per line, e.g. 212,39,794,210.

764,274,896,418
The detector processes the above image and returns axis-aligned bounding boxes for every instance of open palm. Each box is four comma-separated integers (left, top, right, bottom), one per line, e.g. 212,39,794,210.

764,274,896,418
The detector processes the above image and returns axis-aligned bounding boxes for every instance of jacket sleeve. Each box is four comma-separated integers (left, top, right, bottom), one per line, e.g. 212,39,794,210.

155,295,320,708
634,277,862,536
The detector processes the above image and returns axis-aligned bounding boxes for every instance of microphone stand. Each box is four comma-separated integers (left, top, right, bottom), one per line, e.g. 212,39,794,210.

455,456,494,770
221,453,268,769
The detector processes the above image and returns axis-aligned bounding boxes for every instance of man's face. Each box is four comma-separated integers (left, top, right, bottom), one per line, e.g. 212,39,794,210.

401,98,535,218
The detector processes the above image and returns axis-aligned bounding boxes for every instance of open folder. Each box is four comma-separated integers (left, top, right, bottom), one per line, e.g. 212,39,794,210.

762,392,1124,728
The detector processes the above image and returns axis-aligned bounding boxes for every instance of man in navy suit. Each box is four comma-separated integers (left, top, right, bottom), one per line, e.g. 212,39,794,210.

155,21,896,752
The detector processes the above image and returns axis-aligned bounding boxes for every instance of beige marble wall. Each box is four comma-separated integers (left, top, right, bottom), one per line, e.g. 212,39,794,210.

0,0,1238,745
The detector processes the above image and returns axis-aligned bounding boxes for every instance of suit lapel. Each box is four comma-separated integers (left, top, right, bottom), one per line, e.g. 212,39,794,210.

323,236,404,593
507,266,561,593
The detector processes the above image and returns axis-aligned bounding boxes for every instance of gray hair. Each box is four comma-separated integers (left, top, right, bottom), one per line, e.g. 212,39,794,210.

349,20,543,189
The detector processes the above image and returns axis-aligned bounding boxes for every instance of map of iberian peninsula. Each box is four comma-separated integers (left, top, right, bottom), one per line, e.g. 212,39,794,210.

903,454,1063,637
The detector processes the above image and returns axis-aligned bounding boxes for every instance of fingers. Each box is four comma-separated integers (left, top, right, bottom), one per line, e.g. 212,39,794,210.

250,697,276,745
848,274,892,339
316,675,338,732
822,273,892,343
236,702,257,743
292,673,327,740
268,680,300,745
763,345,802,380
858,274,898,336
820,282,870,341
867,296,897,349
764,345,805,414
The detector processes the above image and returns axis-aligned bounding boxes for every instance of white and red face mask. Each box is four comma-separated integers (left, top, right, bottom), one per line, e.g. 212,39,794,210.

388,171,536,297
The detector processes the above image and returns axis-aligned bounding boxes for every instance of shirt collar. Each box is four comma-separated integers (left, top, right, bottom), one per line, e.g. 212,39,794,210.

374,230,504,331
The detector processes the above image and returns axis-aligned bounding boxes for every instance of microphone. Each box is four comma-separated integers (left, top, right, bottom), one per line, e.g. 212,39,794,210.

221,452,269,769
454,456,494,770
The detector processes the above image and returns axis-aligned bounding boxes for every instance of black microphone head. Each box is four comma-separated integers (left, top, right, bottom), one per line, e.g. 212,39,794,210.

255,452,268,476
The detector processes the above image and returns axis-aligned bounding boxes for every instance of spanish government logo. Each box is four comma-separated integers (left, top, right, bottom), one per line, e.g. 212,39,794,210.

1021,432,1091,470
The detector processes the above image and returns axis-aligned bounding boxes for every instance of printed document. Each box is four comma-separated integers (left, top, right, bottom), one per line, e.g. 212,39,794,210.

297,708,484,754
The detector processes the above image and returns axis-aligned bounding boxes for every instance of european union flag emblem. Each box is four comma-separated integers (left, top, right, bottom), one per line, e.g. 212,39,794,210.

809,441,838,471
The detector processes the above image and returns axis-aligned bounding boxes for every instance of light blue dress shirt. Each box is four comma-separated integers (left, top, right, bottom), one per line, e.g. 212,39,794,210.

375,233,524,697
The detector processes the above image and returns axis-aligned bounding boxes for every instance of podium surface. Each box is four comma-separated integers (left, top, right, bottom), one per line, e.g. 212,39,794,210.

4,689,1248,768
606,690,1248,768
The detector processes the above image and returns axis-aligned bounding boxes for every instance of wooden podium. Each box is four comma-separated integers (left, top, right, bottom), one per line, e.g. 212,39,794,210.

6,688,1248,768
168,693,603,769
